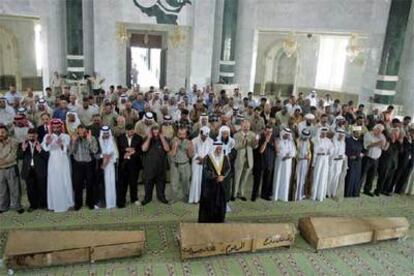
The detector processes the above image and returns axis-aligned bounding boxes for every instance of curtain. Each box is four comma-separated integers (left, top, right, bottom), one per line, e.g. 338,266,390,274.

315,36,349,91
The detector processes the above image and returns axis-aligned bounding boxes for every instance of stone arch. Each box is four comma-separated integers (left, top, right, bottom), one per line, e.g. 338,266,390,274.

0,26,21,90
261,40,300,97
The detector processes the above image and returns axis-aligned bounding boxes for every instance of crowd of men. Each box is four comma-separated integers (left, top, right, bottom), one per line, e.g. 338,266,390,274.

0,77,413,222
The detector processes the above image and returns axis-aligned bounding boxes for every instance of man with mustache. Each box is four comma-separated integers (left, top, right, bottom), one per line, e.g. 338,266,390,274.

0,125,24,214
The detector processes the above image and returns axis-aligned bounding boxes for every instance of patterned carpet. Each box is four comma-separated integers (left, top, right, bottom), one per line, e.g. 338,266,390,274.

0,188,413,275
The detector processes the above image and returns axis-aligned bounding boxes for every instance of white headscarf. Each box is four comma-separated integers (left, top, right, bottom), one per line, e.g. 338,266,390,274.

200,126,211,137
99,126,118,162
65,111,81,134
209,141,224,169
279,128,295,157
217,125,235,155
332,129,346,157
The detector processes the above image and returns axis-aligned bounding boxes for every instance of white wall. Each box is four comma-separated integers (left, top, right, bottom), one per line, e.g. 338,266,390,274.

93,0,205,90
234,0,391,101
0,16,37,78
0,0,67,89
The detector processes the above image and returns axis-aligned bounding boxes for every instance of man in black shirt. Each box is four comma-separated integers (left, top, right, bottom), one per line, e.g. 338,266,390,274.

117,124,143,207
141,125,170,205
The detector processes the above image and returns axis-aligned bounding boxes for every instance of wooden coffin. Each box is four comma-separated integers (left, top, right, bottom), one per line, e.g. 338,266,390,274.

178,223,296,260
4,230,145,269
298,217,409,251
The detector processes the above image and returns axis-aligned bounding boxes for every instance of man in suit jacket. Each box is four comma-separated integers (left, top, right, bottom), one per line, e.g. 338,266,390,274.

18,128,49,211
36,112,51,143
233,120,259,201
117,123,143,207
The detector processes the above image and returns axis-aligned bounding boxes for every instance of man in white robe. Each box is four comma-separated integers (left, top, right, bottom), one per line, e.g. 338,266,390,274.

327,128,347,199
98,126,118,209
295,128,312,201
305,90,319,107
272,128,296,202
41,119,74,212
298,113,316,138
189,126,213,203
311,127,333,201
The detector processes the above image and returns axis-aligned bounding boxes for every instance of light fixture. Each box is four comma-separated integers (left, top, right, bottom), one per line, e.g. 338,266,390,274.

282,33,298,58
143,32,150,46
117,23,130,44
346,34,361,63
169,26,186,48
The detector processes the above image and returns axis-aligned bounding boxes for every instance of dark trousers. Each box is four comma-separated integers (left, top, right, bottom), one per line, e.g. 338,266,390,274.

261,168,274,198
118,163,140,207
378,156,398,193
251,150,262,200
344,158,362,197
393,157,413,193
144,173,166,201
25,167,47,209
73,161,95,208
361,156,378,193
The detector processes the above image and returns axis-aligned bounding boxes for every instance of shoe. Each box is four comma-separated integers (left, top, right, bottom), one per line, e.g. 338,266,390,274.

134,201,142,206
17,209,25,214
381,192,391,196
159,198,169,204
226,204,232,213
230,196,236,201
74,206,82,211
262,196,272,201
88,205,94,210
363,191,374,197
374,191,380,196
239,196,247,201
27,208,35,213
141,199,151,206
251,197,256,202
94,205,100,209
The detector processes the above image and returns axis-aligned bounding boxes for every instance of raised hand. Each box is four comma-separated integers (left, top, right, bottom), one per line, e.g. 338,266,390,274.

46,134,53,145
35,141,42,152
87,130,92,141
21,141,28,151
56,138,63,146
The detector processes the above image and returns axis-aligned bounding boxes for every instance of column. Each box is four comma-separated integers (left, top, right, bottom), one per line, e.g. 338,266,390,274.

82,0,94,75
42,0,67,88
218,0,239,84
189,0,217,87
397,2,414,117
211,0,225,84
66,0,84,79
374,0,412,104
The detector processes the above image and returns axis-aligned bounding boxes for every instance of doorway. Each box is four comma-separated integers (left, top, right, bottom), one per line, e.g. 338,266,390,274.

127,33,166,90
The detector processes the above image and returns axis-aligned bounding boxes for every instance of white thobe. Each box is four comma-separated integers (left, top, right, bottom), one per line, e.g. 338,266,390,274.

189,137,213,203
311,138,333,201
42,133,74,212
327,138,346,198
100,139,117,209
272,139,296,201
295,140,310,201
